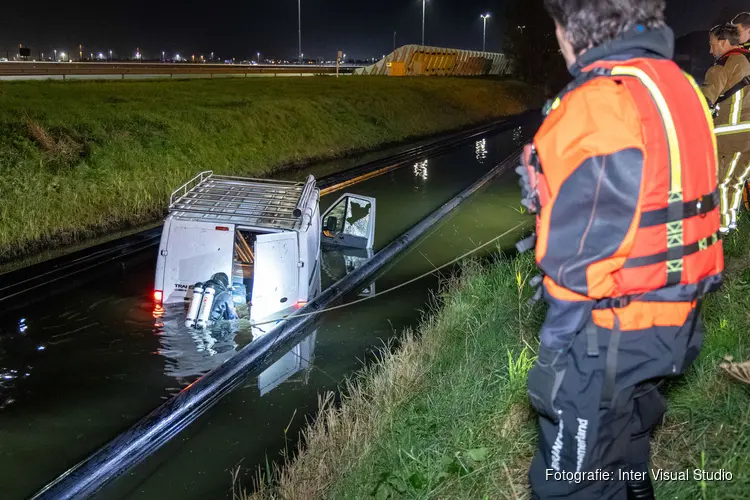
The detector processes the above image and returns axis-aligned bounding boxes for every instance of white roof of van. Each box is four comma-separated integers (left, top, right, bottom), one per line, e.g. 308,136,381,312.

168,171,316,231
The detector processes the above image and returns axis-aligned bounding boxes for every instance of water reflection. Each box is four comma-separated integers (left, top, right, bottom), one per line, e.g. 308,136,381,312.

513,126,524,146
0,318,37,410
475,139,487,163
413,159,428,180
155,306,318,398
152,247,376,396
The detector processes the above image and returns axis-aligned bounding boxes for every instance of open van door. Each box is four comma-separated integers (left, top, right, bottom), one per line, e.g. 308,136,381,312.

321,194,376,250
251,232,299,324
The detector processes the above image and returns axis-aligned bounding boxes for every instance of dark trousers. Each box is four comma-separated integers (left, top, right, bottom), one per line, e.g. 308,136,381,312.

529,310,704,499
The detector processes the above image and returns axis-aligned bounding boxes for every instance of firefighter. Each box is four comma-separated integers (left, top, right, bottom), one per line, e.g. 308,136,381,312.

701,23,750,232
518,1,724,499
733,12,750,49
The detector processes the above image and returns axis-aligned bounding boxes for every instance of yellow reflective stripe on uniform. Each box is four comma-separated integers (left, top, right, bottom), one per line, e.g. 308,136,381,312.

611,66,682,198
730,161,750,213
684,72,718,172
731,88,743,125
715,122,750,135
720,152,742,227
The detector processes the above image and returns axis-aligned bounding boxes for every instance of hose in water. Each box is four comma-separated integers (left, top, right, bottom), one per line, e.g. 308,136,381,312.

251,220,527,328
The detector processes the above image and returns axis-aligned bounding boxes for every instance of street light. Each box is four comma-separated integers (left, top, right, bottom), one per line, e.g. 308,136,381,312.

481,13,491,52
54,49,57,62
109,49,112,61
298,0,302,62
257,52,261,64
422,0,426,46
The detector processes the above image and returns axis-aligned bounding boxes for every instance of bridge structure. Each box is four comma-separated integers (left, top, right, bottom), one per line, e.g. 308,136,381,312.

355,45,512,77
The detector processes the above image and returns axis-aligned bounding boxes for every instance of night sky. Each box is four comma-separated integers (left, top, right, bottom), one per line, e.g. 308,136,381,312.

0,0,747,61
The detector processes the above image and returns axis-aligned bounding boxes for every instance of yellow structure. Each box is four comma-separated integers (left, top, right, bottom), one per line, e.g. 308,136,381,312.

356,45,512,77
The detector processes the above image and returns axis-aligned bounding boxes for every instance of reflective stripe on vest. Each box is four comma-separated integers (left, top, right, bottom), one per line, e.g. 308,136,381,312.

610,65,687,285
538,59,720,301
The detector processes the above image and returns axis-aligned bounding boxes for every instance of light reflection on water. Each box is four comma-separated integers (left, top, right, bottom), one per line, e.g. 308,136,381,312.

413,159,428,180
475,138,488,163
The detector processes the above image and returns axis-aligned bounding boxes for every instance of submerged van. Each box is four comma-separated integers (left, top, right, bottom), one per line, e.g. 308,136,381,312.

154,171,376,327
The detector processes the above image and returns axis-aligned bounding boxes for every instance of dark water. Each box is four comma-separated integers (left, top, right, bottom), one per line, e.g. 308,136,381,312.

0,125,534,499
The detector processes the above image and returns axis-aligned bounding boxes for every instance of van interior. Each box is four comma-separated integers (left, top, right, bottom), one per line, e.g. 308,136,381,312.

233,230,257,305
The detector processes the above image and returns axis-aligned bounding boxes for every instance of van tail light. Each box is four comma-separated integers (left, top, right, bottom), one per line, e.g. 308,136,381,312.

215,226,229,231
154,290,163,304
295,301,307,309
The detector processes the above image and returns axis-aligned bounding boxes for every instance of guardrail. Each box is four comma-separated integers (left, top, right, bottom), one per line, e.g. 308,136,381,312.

0,61,360,81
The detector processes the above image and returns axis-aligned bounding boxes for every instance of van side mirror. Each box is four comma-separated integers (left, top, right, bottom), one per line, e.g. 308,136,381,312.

325,216,338,233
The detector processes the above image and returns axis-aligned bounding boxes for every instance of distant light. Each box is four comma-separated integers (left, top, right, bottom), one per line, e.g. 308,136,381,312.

98,52,104,59
37,345,46,351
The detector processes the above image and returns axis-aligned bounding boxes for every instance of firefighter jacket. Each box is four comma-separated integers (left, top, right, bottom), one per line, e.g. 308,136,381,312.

702,47,750,135
529,25,723,350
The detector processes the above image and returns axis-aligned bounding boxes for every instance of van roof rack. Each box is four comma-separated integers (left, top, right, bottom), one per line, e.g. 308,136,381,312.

168,171,316,231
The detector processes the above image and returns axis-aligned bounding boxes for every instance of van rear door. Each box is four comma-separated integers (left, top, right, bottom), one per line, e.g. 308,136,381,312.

251,231,299,324
321,194,376,249
161,220,235,304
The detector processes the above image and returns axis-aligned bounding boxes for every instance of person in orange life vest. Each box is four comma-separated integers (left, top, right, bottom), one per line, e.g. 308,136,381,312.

701,23,750,233
516,1,724,499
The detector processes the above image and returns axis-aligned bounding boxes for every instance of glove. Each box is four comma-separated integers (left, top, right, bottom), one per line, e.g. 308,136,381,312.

527,344,567,423
515,165,538,214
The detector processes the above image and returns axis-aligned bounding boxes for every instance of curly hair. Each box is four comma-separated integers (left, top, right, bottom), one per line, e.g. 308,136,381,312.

710,23,740,46
732,12,750,29
543,0,666,53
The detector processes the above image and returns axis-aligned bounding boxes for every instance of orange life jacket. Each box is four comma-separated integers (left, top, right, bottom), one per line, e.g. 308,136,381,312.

529,57,723,306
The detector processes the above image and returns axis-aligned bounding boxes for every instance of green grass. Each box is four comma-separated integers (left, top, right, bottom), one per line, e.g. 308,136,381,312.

0,76,539,263
241,219,750,500
650,224,750,500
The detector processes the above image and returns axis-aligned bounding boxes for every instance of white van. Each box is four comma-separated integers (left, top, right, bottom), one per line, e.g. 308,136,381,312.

153,171,376,326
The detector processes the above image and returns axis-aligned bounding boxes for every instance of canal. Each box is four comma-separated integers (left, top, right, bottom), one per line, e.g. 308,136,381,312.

0,122,535,499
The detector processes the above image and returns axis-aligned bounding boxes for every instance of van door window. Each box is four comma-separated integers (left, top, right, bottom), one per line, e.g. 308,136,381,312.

321,194,376,249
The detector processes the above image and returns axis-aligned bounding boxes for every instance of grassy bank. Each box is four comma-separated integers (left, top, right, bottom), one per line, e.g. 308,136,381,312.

0,77,538,262
242,220,750,500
